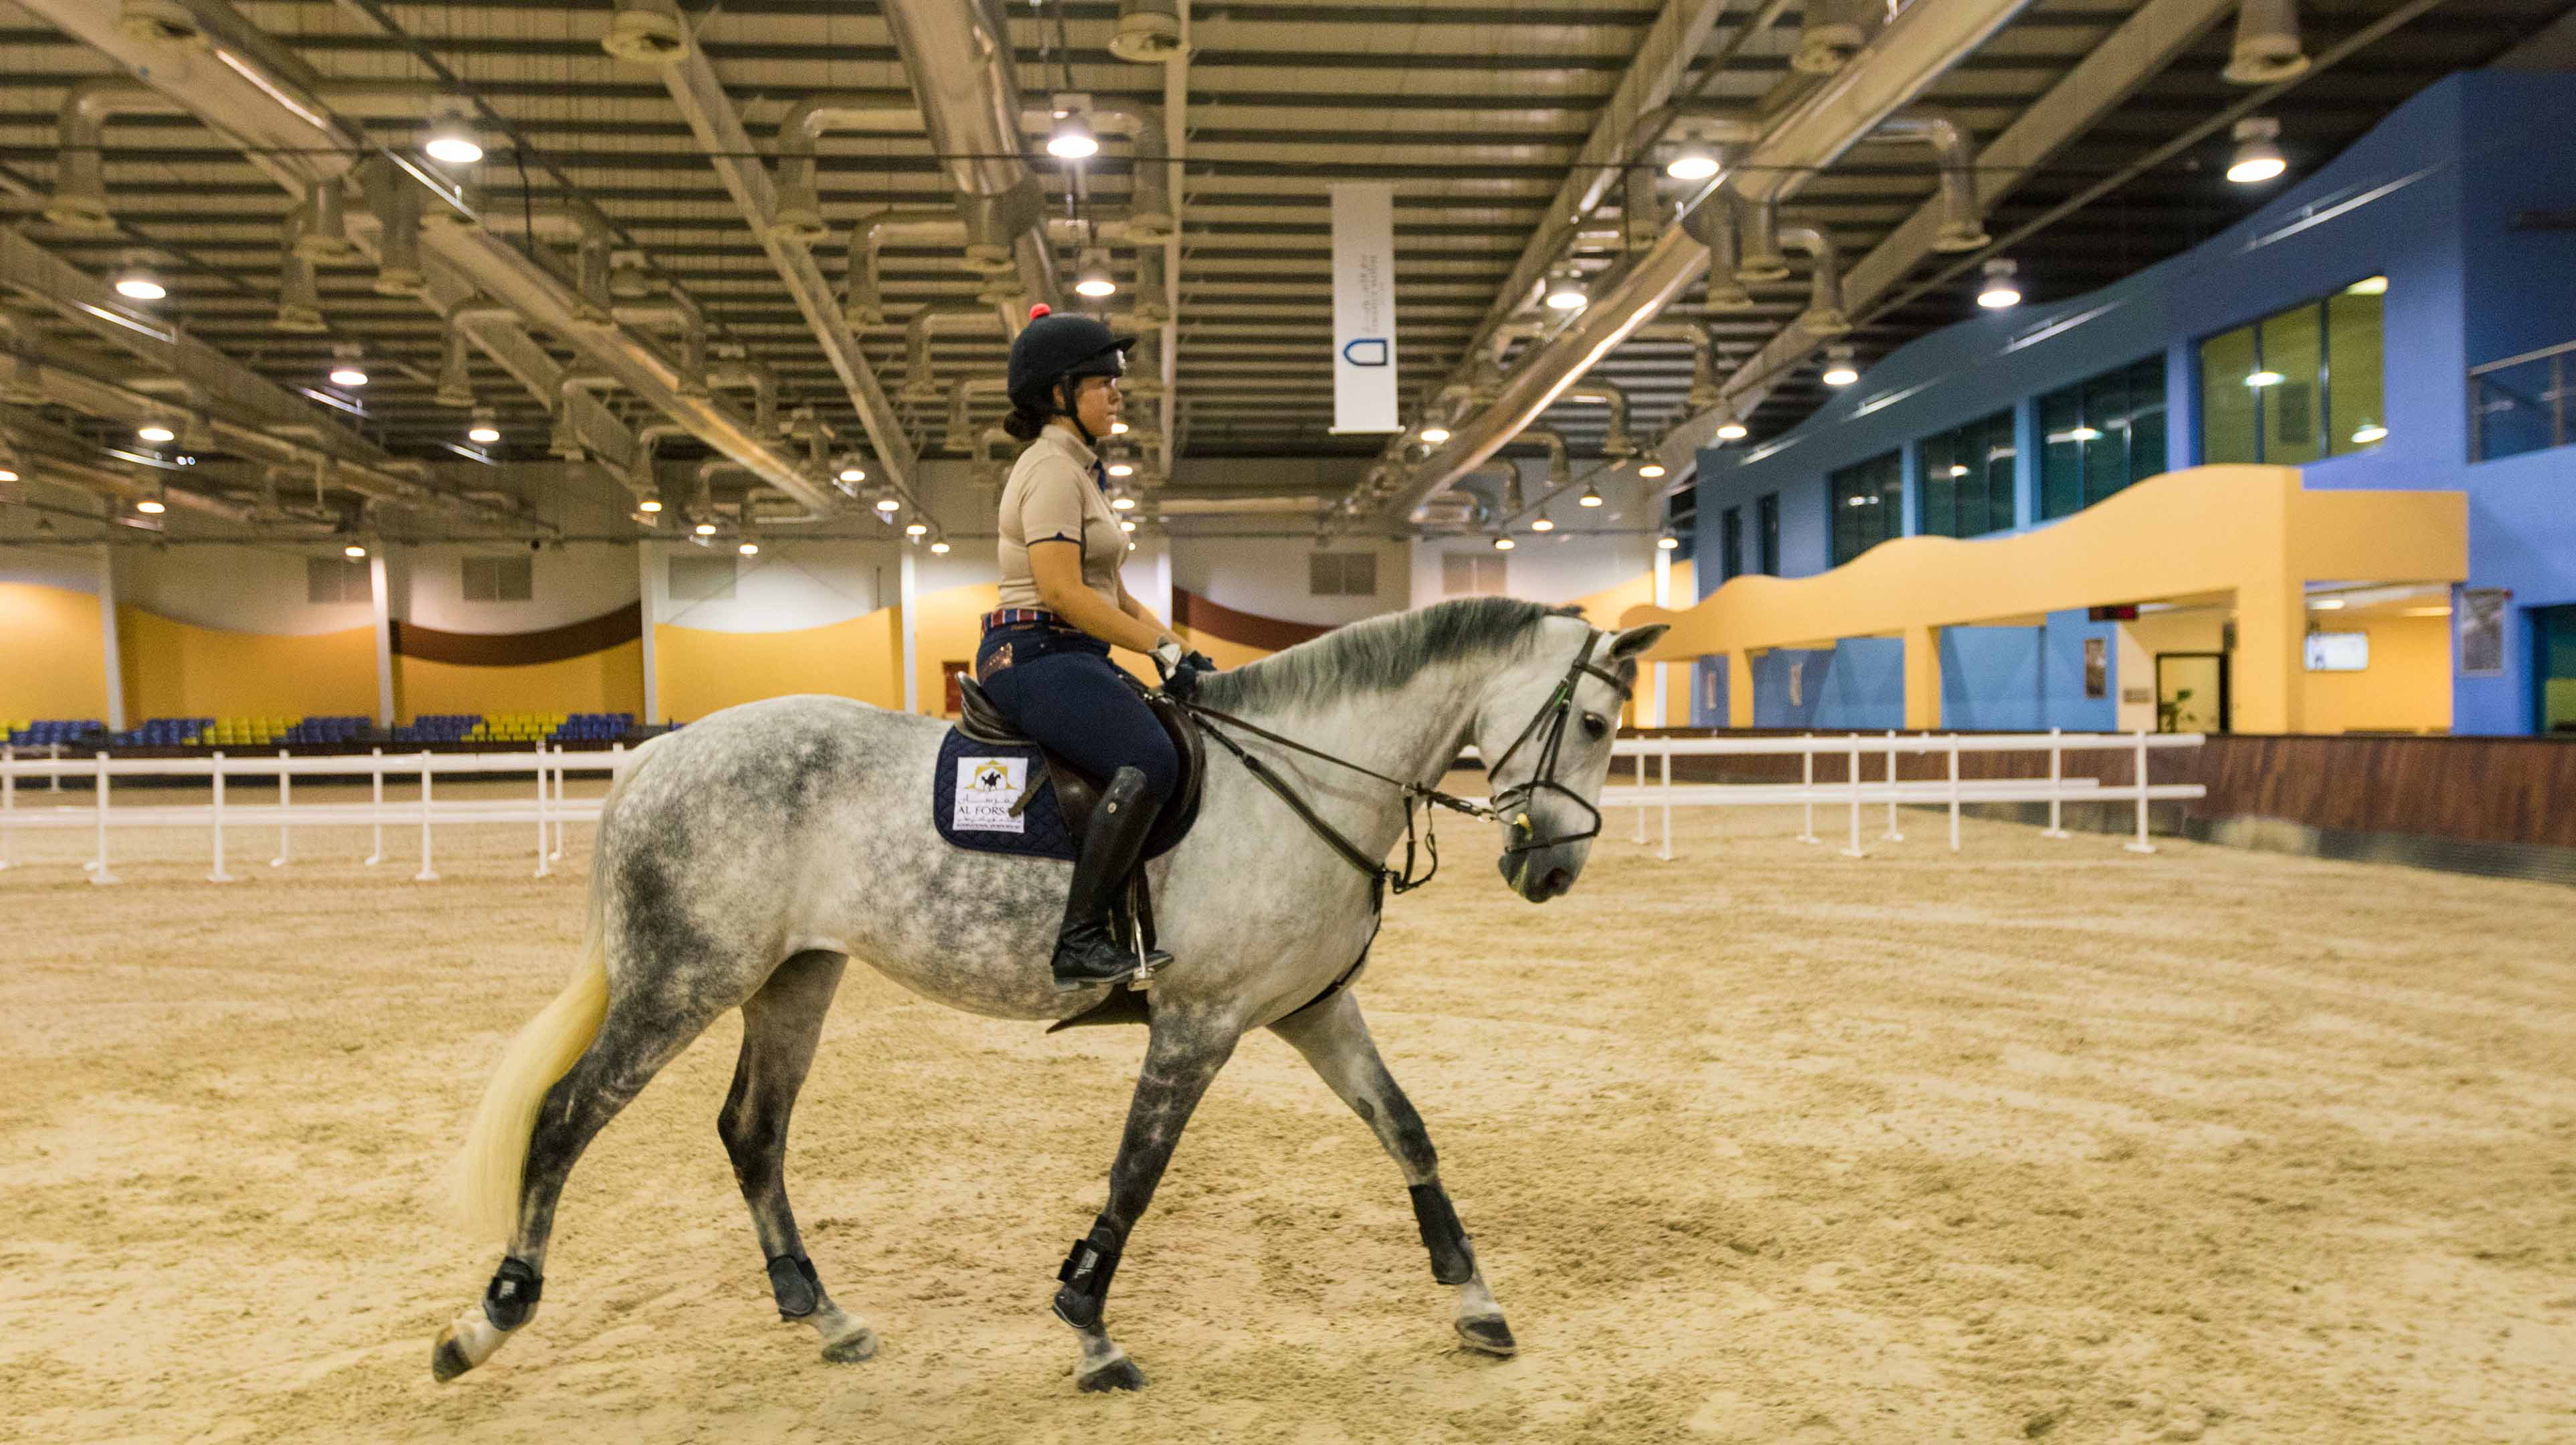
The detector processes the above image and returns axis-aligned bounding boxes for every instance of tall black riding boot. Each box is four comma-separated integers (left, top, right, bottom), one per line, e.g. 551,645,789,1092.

1052,766,1173,992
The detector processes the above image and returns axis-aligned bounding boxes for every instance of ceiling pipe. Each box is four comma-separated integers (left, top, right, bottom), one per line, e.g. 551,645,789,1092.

474,203,618,319
1555,386,1636,458
1362,0,2033,527
705,361,780,438
1732,192,1790,282
1774,223,1851,336
879,0,1063,329
904,306,1004,401
773,100,1170,250
2225,0,2312,83
842,208,953,325
276,205,327,332
1872,110,1991,252
610,295,707,394
357,154,428,296
1,410,282,524
1794,0,1884,74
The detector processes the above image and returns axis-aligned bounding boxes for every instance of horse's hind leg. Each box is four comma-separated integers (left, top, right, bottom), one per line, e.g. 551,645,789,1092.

433,986,731,1381
1269,989,1516,1357
719,948,877,1364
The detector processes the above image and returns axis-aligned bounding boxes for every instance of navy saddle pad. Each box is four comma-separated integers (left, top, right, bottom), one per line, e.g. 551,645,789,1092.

933,730,1079,861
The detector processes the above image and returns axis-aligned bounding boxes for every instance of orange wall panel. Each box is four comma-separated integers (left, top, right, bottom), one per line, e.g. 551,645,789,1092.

396,640,644,722
0,582,107,722
655,611,899,721
116,607,376,720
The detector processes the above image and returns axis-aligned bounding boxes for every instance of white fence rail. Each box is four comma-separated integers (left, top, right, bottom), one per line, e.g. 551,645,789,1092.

0,745,627,884
1595,729,2208,860
3,728,2208,885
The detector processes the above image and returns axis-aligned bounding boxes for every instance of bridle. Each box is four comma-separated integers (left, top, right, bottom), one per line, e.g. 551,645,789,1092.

1172,630,1633,906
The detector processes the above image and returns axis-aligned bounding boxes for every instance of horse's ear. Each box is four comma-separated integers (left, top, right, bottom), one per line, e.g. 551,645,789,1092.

1607,623,1668,660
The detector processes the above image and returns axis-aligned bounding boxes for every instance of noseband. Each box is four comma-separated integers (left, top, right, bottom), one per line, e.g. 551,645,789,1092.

1480,630,1634,856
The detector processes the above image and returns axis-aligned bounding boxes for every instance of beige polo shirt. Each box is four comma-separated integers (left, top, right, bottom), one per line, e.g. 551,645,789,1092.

996,424,1127,612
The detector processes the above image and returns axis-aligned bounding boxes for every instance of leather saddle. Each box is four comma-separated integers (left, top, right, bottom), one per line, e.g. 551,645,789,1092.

954,674,1206,862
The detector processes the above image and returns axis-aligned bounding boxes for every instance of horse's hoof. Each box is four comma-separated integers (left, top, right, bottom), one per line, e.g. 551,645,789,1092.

1077,1355,1147,1392
820,1325,879,1364
1456,1314,1517,1357
430,1328,477,1383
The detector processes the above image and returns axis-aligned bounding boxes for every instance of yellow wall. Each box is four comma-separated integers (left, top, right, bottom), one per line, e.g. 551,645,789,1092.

656,611,900,721
1566,561,1695,726
118,607,377,720
2301,612,2452,735
913,582,1002,715
396,640,643,723
0,582,107,722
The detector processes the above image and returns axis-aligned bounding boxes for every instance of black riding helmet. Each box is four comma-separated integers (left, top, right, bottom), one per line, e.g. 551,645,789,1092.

1007,304,1134,446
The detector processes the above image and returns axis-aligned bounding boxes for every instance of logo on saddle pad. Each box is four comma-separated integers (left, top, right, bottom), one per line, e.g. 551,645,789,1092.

953,755,1028,834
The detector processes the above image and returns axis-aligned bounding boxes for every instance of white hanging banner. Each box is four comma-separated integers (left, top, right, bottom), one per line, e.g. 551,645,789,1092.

1329,182,1398,434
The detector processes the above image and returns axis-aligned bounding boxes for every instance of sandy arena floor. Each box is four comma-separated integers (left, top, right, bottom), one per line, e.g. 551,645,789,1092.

1,782,2572,1444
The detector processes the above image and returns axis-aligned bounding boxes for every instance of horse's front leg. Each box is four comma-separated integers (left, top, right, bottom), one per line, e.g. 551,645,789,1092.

1269,989,1515,1356
1050,1001,1240,1392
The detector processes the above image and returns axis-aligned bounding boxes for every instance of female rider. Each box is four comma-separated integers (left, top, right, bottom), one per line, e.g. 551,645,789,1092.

980,304,1214,991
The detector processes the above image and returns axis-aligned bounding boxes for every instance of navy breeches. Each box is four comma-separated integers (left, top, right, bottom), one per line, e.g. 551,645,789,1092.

975,625,1178,807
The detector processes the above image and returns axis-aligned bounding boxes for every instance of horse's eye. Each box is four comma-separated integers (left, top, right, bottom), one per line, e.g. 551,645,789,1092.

1581,712,1610,741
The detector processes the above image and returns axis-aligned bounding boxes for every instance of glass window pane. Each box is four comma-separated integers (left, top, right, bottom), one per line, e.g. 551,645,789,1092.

2082,370,2130,506
1758,493,1779,575
2128,357,2168,482
2326,288,2385,455
2258,304,2324,465
2201,325,2260,464
1983,411,2017,533
1721,507,1742,581
2039,387,2084,518
1918,429,1958,538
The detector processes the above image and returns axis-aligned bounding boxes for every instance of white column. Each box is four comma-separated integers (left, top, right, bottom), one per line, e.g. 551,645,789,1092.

898,545,919,713
636,541,661,724
1135,536,1175,630
369,550,395,728
1650,541,1672,726
95,544,126,731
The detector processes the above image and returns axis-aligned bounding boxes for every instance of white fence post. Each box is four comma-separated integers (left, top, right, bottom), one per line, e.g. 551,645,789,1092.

2042,727,2070,839
1,743,13,870
533,741,552,878
365,746,385,865
1658,748,1673,862
550,747,567,862
413,751,440,882
209,753,236,882
50,742,63,793
1880,730,1906,842
1631,750,1647,844
88,751,118,885
2126,729,2157,854
1946,735,1962,852
269,747,291,868
1841,739,1865,858
1795,734,1819,844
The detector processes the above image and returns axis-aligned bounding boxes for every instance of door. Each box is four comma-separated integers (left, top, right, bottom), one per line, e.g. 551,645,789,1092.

2155,653,2228,733
2541,605,2576,735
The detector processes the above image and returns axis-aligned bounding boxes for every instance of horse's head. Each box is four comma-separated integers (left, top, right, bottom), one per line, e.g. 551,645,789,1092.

1471,615,1667,903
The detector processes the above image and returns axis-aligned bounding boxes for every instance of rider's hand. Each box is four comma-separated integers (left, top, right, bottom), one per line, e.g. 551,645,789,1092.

1165,650,1217,702
1151,638,1186,680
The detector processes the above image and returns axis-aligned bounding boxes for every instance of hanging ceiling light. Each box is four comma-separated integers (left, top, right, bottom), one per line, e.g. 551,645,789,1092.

1577,484,1604,508
1419,424,1452,445
1715,421,1750,441
2351,421,2388,446
1975,258,2021,309
136,422,176,444
1821,346,1859,387
1637,460,1668,480
1110,492,1137,512
929,538,951,555
693,520,718,537
1046,111,1100,159
424,110,484,167
134,492,167,514
466,405,502,444
1119,517,1137,533
1107,460,1135,478
1074,248,1116,299
837,463,868,484
1544,267,1589,312
905,520,929,537
738,539,760,556
329,363,369,387
637,498,664,514
1657,533,1681,551
2226,117,2286,185
872,487,901,515
112,261,167,301
343,542,369,559
1664,143,1720,183
1108,419,1130,435
0,464,17,484
1530,513,1556,533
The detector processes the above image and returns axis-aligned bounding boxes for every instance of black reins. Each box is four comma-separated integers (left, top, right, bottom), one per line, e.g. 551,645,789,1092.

1171,632,1633,907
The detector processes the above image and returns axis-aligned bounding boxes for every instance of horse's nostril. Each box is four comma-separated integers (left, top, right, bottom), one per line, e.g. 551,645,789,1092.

1543,866,1572,894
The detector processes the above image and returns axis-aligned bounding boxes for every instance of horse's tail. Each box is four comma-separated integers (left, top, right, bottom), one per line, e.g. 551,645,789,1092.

438,737,662,1240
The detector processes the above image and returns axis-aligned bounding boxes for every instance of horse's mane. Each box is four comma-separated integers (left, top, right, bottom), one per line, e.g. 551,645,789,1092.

1194,597,1567,712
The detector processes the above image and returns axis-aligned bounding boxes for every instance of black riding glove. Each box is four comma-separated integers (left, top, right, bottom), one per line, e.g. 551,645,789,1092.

1152,641,1218,700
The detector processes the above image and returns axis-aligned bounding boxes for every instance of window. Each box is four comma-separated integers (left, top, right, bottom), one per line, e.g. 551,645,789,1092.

668,555,736,602
1308,551,1378,597
1756,493,1780,576
2039,357,2166,519
1827,451,1902,566
461,555,533,603
1915,409,2016,538
1442,553,1507,597
306,555,369,603
1720,506,1744,581
1662,487,1696,561
2199,279,2387,464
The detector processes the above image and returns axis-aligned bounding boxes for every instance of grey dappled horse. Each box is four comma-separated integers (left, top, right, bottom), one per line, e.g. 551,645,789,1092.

432,598,1665,1393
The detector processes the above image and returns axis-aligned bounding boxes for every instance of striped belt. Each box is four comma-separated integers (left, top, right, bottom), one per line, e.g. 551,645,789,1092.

982,607,1063,632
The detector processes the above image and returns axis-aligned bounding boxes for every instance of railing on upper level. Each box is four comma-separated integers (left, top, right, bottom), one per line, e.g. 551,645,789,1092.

2469,339,2575,462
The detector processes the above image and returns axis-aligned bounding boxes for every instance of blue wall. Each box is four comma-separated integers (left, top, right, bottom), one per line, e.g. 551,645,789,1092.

1690,70,2576,735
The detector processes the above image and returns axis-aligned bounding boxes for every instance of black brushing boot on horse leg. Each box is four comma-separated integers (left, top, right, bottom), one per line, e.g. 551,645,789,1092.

1052,765,1171,991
